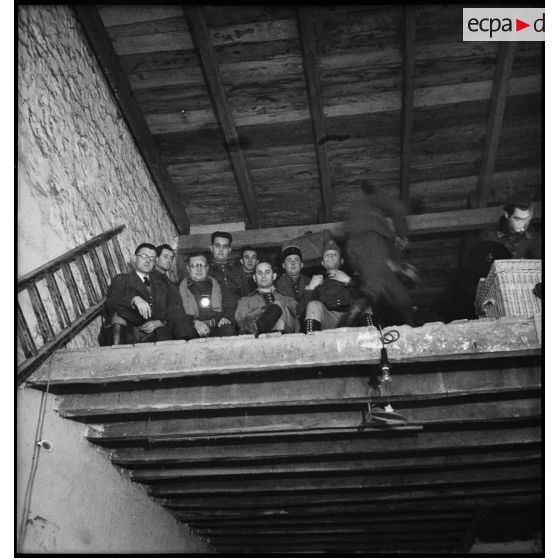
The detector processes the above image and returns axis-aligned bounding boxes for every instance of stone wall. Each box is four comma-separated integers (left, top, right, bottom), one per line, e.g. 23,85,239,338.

17,387,213,553
18,5,181,349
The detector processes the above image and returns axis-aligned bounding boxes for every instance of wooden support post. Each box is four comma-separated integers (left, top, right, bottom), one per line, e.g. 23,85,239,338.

184,6,262,229
475,42,517,208
298,6,334,222
400,6,415,205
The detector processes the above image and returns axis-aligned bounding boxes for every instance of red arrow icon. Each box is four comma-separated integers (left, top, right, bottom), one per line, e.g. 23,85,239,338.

516,18,530,31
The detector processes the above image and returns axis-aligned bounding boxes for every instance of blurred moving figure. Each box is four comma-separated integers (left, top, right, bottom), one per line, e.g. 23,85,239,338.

343,181,417,327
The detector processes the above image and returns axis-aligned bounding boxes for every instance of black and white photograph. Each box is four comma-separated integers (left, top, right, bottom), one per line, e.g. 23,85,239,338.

17,4,544,553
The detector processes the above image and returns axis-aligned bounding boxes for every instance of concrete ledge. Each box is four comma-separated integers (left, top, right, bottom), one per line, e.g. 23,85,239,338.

27,317,541,386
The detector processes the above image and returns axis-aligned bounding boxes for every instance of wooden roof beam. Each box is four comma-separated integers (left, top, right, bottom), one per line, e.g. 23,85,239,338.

400,6,416,205
297,7,334,222
113,424,540,468
184,6,262,229
475,42,518,208
177,202,541,253
73,6,190,234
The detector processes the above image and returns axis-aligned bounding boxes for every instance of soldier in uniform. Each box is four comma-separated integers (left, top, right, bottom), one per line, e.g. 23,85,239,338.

207,231,242,333
303,240,374,332
276,246,312,327
236,245,259,296
343,182,417,327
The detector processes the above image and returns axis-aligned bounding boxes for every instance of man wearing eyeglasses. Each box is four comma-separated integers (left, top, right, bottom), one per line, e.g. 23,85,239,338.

178,252,236,338
105,242,195,344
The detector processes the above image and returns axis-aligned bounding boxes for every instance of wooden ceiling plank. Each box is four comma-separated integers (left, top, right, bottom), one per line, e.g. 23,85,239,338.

208,530,464,544
27,316,541,386
176,202,541,252
212,541,456,554
75,397,541,440
65,374,540,418
297,7,333,221
184,6,262,229
475,42,518,208
171,492,540,519
65,391,541,430
114,425,541,467
189,510,473,528
120,447,541,481
148,464,540,499
196,518,468,535
400,5,415,204
159,478,541,509
73,6,190,234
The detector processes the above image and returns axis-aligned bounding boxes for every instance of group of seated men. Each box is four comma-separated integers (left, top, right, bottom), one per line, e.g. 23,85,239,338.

103,231,376,345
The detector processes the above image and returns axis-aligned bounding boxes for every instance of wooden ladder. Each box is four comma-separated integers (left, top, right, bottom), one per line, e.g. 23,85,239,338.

17,225,127,384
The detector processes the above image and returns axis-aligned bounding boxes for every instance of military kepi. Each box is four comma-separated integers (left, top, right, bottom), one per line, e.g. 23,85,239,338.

323,239,341,255
280,245,303,262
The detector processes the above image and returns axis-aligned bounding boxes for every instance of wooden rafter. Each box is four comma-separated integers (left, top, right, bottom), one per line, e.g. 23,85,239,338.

475,42,518,208
184,6,261,229
400,6,416,205
297,7,334,222
73,6,190,234
176,202,541,253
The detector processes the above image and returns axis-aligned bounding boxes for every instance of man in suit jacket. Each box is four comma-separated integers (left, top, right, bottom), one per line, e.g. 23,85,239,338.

105,242,194,344
235,261,299,335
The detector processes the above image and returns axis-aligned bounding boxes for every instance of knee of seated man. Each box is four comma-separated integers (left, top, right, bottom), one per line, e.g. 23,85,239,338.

305,300,325,320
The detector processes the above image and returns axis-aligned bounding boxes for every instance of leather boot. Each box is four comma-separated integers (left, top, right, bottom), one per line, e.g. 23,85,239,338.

255,304,283,335
338,297,369,327
112,323,123,345
304,319,321,333
361,313,378,328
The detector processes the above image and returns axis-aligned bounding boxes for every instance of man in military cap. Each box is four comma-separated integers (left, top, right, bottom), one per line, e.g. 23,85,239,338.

276,245,312,326
303,240,375,332
235,261,299,335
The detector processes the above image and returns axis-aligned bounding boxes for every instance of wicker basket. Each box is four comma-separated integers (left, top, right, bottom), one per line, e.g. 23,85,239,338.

475,259,542,318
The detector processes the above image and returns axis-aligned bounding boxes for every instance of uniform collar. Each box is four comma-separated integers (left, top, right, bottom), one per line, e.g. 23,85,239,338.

497,216,533,240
